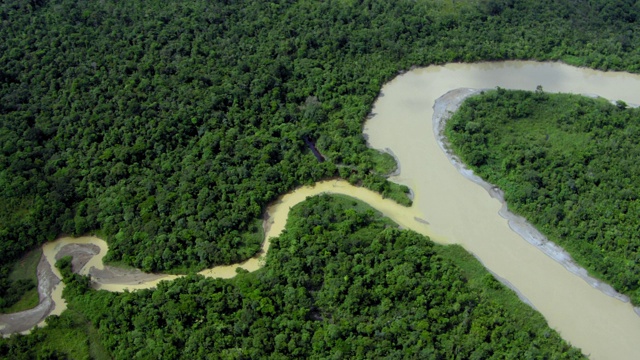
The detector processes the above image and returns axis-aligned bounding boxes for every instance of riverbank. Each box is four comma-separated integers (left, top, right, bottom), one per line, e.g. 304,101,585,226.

361,61,640,360
0,238,172,337
0,254,59,336
433,87,638,308
5,62,640,359
0,180,431,337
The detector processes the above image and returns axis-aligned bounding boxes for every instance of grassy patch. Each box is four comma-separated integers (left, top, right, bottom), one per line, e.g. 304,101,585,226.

382,181,413,206
0,310,105,359
560,55,585,67
367,149,413,206
8,248,41,283
331,193,377,211
1,288,39,314
331,194,391,222
100,258,139,271
40,310,110,359
0,249,42,313
368,149,398,175
42,328,91,358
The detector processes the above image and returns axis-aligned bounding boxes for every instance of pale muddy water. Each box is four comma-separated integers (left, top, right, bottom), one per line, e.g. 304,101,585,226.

363,61,640,360
27,180,431,330
98,179,431,289
4,62,640,360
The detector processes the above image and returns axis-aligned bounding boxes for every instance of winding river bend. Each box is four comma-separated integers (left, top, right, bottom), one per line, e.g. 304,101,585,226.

364,61,640,360
3,61,640,359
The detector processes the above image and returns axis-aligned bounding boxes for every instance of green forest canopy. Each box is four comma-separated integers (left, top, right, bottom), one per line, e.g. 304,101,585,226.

0,195,585,359
2,0,640,308
446,88,640,304
1,0,640,350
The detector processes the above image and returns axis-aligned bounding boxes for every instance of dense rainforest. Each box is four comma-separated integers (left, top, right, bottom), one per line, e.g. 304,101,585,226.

2,0,640,308
445,89,640,304
1,0,640,356
1,195,584,359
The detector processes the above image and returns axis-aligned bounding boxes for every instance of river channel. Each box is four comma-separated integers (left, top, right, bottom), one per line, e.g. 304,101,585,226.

364,61,640,360
4,61,640,359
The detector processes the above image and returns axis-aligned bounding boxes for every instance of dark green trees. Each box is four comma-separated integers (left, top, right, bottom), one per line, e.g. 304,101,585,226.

57,195,583,359
446,89,640,304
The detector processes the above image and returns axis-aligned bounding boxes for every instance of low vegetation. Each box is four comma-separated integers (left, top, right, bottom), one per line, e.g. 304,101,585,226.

0,249,39,313
0,309,109,360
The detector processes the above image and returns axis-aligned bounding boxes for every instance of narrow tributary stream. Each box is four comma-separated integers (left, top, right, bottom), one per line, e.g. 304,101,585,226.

3,61,640,360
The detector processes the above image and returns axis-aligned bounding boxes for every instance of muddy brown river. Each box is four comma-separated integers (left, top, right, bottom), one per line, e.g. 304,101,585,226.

4,61,640,359
364,61,640,360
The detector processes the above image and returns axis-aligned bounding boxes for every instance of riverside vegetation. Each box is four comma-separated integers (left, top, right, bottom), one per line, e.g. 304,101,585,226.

1,196,584,359
446,88,640,305
1,0,640,357
3,0,640,310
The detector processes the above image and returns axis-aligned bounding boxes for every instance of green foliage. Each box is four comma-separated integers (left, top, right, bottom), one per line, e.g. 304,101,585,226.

2,0,640,283
58,195,583,359
368,149,398,175
0,279,35,313
0,310,107,360
55,256,73,280
2,0,640,352
446,89,640,304
0,250,40,312
56,255,91,299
